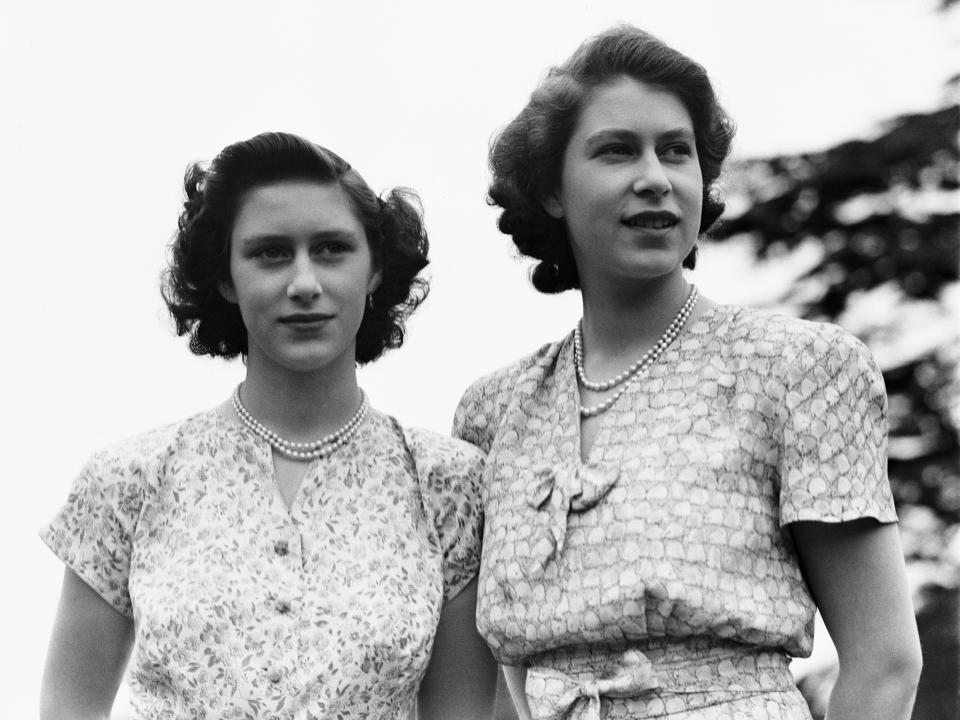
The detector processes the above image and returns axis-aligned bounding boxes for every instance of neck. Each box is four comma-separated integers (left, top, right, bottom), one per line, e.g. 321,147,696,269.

238,353,361,441
579,272,691,357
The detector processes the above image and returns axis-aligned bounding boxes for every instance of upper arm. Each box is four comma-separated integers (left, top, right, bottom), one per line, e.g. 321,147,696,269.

417,577,497,720
790,519,920,675
501,664,532,720
40,567,135,720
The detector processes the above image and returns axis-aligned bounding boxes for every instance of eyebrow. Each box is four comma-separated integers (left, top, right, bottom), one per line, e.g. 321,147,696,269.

584,127,696,147
236,229,361,247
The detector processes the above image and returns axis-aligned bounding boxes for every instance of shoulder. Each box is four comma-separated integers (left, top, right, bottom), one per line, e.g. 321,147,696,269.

400,425,485,486
453,338,567,449
716,305,886,429
725,304,865,349
459,341,560,404
719,305,878,375
79,410,221,490
397,425,485,549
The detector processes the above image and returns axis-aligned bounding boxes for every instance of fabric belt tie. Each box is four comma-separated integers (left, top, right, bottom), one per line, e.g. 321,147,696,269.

525,649,660,720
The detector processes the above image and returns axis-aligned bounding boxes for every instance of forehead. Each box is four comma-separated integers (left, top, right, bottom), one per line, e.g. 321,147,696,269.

573,76,694,138
232,180,364,237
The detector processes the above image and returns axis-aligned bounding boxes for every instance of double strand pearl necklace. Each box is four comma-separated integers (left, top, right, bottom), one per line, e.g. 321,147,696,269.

232,384,368,460
575,284,699,417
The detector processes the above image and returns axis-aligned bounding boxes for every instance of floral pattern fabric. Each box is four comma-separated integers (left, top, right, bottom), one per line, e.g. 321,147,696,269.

42,407,484,720
454,304,896,719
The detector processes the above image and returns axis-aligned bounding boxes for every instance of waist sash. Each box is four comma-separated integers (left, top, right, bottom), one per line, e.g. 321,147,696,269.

525,637,798,720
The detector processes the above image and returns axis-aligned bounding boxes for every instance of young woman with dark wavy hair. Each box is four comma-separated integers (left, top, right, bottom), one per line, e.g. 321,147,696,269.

40,132,495,720
455,26,921,720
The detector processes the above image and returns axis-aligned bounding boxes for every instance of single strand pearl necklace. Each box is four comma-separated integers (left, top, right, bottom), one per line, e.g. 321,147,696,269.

232,384,368,460
575,284,699,417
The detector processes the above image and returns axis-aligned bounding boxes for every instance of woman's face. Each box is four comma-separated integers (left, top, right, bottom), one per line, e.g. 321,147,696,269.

220,180,381,375
543,76,703,292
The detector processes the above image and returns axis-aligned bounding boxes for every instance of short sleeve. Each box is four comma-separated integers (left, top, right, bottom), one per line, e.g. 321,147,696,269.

452,378,494,453
40,448,147,618
777,327,897,525
453,363,524,454
403,428,485,603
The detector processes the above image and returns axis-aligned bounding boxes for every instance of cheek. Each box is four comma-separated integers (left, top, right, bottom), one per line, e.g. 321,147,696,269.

230,274,264,309
682,167,705,203
336,272,374,314
562,184,610,241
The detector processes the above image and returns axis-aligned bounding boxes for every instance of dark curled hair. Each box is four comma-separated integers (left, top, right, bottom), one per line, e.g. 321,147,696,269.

162,132,429,365
488,25,736,293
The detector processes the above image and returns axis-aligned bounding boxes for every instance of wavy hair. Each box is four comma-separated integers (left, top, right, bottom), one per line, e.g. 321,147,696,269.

488,25,736,293
162,132,429,364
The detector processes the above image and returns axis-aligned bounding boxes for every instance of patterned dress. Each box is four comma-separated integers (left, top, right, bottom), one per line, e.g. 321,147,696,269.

453,304,897,720
42,406,484,720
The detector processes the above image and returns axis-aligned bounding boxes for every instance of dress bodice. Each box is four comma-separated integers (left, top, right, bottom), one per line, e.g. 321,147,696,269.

43,407,484,720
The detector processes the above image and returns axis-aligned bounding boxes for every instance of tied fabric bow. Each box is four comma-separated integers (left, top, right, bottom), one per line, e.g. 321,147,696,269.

525,650,660,720
524,462,620,575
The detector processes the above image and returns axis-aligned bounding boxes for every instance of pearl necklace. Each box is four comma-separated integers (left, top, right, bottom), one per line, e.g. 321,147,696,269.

232,384,368,460
575,284,699,417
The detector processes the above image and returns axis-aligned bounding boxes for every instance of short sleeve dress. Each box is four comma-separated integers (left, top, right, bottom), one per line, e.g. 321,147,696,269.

42,405,483,720
453,305,896,720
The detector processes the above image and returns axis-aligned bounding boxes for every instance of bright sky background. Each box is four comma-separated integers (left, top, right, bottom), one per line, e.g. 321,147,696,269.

2,0,955,713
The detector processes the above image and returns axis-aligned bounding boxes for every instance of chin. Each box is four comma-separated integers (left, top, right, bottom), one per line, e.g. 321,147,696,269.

616,247,685,270
284,360,333,374
268,348,342,374
618,263,682,282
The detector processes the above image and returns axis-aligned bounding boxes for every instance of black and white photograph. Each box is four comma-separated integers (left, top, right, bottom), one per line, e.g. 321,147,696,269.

3,1,957,718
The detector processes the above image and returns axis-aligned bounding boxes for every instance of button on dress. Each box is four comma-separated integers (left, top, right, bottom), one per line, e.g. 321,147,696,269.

454,305,896,719
43,407,483,719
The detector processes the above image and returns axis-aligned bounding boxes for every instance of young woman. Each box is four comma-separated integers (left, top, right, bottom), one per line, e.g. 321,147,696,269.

41,132,496,719
454,27,922,720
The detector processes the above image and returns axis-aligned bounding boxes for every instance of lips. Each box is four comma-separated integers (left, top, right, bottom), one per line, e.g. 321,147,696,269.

279,313,334,325
622,211,679,229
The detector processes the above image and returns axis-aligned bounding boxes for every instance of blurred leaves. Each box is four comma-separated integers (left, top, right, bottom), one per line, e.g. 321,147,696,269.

718,106,958,312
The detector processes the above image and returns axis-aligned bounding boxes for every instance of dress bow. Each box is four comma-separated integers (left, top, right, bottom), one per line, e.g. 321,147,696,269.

525,650,660,720
524,462,620,574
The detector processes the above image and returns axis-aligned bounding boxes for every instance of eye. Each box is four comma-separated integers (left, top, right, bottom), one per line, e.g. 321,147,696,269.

662,142,694,159
596,143,633,158
313,240,353,257
252,246,289,261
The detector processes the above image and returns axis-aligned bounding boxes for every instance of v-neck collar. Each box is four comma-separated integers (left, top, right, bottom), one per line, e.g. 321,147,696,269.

213,410,319,520
552,331,615,466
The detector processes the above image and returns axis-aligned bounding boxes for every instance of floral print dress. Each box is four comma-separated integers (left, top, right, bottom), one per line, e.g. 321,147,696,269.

454,304,897,720
42,406,484,720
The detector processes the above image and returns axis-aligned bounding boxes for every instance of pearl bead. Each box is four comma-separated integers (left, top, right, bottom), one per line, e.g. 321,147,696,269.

576,285,699,417
232,385,368,460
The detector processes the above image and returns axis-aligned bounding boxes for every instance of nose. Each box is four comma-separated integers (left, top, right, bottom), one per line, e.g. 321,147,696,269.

286,255,322,302
631,152,671,197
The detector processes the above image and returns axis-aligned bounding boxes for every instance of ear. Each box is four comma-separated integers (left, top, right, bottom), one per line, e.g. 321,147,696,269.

367,268,383,295
542,191,564,219
217,280,238,304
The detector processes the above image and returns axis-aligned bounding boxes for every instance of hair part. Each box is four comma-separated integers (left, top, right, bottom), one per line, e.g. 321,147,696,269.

162,131,429,364
488,25,736,293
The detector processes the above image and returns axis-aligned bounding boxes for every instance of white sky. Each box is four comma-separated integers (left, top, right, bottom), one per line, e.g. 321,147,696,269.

2,0,955,712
